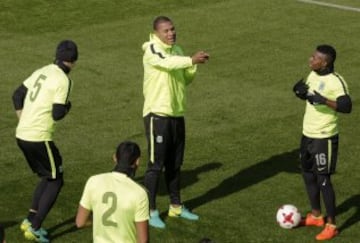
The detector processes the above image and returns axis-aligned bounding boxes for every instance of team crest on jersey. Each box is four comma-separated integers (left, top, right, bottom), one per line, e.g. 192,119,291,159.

156,135,163,143
318,81,325,91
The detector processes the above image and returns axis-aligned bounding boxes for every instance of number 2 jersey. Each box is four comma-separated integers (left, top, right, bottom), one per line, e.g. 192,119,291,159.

79,172,149,243
16,64,72,141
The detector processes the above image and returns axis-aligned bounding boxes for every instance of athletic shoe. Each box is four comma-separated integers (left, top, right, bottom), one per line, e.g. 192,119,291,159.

149,210,166,229
24,226,49,243
316,223,338,240
299,213,325,227
168,205,199,220
20,218,48,236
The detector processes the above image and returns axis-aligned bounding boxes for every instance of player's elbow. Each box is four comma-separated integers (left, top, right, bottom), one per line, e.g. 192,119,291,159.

75,213,87,228
12,84,27,110
336,95,352,113
52,104,68,121
75,218,86,228
76,205,92,228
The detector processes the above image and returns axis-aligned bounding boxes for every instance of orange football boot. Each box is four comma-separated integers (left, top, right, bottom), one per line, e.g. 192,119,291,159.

316,223,339,240
299,213,325,227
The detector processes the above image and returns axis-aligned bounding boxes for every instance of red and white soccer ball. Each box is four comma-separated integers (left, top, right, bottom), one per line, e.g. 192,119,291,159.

276,204,301,229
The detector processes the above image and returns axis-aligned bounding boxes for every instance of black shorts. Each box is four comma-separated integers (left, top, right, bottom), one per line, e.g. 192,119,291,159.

300,135,338,174
16,139,63,179
144,113,185,170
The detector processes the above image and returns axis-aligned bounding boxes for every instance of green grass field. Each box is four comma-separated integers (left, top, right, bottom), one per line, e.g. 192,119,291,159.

1,0,359,242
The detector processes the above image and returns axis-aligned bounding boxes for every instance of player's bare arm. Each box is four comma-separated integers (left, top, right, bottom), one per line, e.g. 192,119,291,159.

75,205,92,228
136,221,149,243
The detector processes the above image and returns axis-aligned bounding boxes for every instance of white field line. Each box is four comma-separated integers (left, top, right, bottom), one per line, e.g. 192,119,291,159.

297,0,360,12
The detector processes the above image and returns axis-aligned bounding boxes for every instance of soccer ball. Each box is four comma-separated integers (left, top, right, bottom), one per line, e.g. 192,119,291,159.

276,204,301,229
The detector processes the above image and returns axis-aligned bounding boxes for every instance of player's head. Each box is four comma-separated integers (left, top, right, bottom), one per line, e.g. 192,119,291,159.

56,40,78,63
113,141,141,178
153,16,176,45
309,44,336,73
55,40,78,73
317,45,336,65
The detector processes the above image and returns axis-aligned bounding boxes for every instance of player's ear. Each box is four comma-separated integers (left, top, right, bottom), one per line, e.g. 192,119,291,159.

131,158,140,168
321,56,329,69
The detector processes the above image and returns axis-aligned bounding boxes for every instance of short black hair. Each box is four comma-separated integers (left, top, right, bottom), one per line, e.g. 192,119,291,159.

153,16,172,30
316,44,336,67
55,40,78,62
113,141,140,173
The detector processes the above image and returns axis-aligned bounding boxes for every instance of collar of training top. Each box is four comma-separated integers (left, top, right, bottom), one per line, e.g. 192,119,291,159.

315,66,334,76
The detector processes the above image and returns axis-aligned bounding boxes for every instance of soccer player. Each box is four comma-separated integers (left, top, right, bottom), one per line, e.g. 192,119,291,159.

293,45,352,240
12,40,78,243
76,141,149,243
142,16,209,228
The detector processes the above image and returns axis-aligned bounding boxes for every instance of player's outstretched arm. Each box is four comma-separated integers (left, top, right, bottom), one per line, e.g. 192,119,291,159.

191,51,210,64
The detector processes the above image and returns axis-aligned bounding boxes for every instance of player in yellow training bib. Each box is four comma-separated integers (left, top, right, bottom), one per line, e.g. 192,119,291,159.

142,16,209,229
76,141,149,243
12,40,78,243
293,44,352,241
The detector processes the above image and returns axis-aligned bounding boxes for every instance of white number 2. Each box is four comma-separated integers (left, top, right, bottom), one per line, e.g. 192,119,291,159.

102,192,118,227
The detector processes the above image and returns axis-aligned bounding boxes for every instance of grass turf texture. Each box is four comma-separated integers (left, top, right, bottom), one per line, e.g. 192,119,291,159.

1,0,360,242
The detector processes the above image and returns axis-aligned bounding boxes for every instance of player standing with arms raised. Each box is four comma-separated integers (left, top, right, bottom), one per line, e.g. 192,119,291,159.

12,40,78,243
293,45,352,240
142,16,209,228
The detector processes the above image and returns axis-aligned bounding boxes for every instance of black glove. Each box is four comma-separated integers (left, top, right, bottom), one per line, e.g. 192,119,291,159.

307,91,327,105
293,79,308,100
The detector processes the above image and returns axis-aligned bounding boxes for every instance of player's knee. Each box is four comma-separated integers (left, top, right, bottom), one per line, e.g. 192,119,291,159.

146,169,161,178
302,171,316,185
317,174,332,187
146,163,162,173
47,176,64,190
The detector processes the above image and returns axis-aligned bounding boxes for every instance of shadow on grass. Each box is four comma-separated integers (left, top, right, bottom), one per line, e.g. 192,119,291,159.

0,221,17,229
184,149,300,209
47,216,78,240
337,194,360,232
135,162,223,196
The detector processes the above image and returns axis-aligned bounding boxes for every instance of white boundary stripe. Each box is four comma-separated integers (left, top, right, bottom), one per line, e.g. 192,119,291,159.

297,0,360,12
